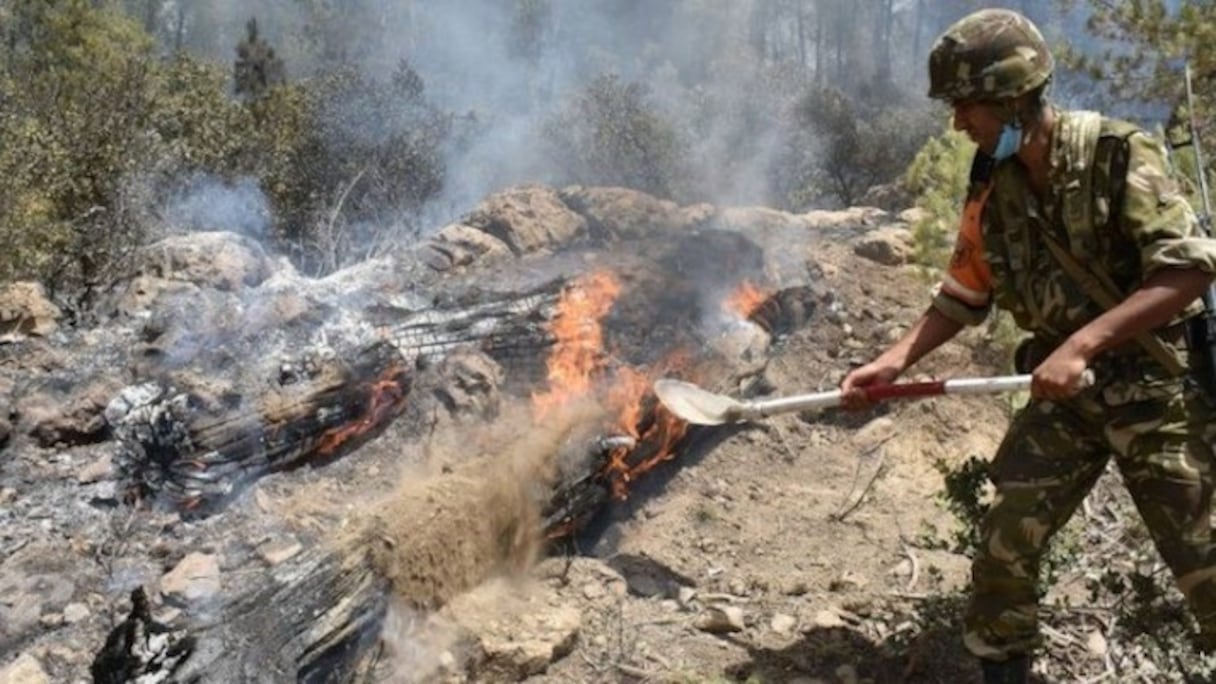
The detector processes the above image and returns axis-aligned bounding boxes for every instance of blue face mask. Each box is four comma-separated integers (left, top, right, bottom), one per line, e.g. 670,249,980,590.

992,122,1023,161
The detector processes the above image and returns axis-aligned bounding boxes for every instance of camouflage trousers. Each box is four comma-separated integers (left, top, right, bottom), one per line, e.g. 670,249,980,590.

963,353,1216,660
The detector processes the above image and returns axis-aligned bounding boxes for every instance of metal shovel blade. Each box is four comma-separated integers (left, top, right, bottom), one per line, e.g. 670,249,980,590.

652,379,746,426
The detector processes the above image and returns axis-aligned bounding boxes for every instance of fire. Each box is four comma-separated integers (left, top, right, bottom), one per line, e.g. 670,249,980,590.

601,364,689,500
724,280,770,320
531,271,622,417
531,271,694,502
316,369,408,456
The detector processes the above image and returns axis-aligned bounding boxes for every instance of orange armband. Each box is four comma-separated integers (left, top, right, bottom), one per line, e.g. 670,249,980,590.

939,187,993,307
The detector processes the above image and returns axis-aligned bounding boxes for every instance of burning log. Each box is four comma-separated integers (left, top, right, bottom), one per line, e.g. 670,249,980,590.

109,281,571,516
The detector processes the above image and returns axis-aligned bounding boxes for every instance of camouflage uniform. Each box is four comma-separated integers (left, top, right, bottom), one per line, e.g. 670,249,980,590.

927,9,1216,663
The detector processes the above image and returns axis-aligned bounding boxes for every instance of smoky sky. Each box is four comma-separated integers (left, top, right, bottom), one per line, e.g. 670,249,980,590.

164,0,1134,227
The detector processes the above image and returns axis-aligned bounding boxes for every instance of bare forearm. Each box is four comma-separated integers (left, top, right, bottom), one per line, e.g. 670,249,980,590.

877,306,966,375
1064,268,1213,362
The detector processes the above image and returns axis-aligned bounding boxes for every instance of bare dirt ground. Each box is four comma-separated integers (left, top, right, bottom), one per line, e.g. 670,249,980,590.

521,238,1012,684
357,235,1017,684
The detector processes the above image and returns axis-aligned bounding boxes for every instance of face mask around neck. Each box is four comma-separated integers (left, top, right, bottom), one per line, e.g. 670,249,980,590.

992,121,1023,161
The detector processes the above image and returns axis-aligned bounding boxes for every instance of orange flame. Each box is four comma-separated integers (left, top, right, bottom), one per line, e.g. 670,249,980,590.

316,370,408,455
531,271,622,417
601,364,689,500
724,280,769,320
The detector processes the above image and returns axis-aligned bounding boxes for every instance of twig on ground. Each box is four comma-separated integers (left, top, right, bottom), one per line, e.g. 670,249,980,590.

829,436,891,522
902,543,920,592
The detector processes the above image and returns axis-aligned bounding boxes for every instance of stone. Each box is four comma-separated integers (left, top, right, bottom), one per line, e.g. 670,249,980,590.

693,606,745,634
0,282,61,340
160,552,221,606
0,653,50,684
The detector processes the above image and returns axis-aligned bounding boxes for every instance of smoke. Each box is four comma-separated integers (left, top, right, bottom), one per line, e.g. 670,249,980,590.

157,1,1132,236
163,175,271,239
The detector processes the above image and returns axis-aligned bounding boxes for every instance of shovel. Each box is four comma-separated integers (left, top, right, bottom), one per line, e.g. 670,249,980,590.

653,373,1062,426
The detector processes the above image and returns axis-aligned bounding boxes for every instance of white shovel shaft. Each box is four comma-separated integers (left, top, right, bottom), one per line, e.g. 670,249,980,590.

743,374,1040,420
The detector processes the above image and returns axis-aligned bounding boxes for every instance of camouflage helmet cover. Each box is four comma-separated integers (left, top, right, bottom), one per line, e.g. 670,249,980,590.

927,9,1053,101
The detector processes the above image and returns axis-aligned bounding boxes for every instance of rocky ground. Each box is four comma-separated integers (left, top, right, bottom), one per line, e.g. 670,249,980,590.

0,185,1205,684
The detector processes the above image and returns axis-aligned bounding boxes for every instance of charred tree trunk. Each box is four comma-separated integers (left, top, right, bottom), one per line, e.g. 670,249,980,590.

111,281,568,516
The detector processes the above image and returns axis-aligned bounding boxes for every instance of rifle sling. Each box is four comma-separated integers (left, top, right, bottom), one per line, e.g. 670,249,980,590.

1038,228,1186,375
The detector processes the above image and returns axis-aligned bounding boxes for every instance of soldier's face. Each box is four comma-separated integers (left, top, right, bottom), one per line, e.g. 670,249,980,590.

951,100,1004,154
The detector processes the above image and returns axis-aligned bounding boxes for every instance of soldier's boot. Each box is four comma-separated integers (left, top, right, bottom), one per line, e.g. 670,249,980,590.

979,655,1029,684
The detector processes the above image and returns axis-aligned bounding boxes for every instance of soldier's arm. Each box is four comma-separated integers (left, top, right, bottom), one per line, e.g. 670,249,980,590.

1060,268,1213,363
1059,132,1216,363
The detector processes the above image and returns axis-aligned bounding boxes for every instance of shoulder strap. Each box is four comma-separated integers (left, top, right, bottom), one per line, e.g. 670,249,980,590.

1060,110,1103,258
1047,111,1186,374
1039,226,1185,374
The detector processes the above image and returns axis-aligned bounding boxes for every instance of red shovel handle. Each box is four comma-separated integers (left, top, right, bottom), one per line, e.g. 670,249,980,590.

861,380,946,402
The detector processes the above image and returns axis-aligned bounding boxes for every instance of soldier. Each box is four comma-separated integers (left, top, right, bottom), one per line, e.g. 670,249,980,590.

840,8,1216,684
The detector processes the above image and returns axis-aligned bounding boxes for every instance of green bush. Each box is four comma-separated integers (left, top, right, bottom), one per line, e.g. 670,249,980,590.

0,1,454,300
776,86,938,209
541,73,688,200
901,127,973,272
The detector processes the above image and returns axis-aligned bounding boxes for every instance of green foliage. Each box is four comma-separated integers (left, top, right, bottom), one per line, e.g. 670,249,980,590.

277,61,450,273
0,1,453,301
777,86,938,209
931,455,1082,587
901,127,973,272
1059,0,1215,220
0,0,158,303
541,74,688,200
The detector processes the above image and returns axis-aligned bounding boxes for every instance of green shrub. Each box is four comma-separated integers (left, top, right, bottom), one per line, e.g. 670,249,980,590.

541,73,688,200
901,127,973,272
776,86,938,209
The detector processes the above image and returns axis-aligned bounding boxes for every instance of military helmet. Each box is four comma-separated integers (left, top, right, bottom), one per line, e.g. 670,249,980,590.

927,9,1053,101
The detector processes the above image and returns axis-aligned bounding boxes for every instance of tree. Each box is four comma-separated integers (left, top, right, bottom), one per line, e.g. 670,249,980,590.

234,17,286,100
1058,0,1214,211
541,74,687,200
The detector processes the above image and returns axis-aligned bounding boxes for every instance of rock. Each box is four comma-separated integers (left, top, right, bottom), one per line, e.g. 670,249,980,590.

859,182,913,212
0,570,75,650
19,377,123,448
803,206,890,230
1086,630,1108,658
160,552,221,606
465,185,588,254
442,580,581,680
0,653,50,684
426,223,513,270
715,206,811,233
782,579,810,596
559,185,697,238
898,207,930,225
0,282,61,341
853,226,913,266
770,613,797,635
810,609,845,629
135,231,274,292
256,539,302,566
694,606,745,634
77,453,114,484
62,602,89,624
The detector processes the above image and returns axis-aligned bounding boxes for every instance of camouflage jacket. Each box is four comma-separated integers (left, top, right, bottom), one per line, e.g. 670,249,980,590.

934,108,1216,344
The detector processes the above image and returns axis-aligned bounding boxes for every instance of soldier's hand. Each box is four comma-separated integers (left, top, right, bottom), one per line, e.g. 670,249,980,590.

840,362,902,411
1032,348,1091,400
